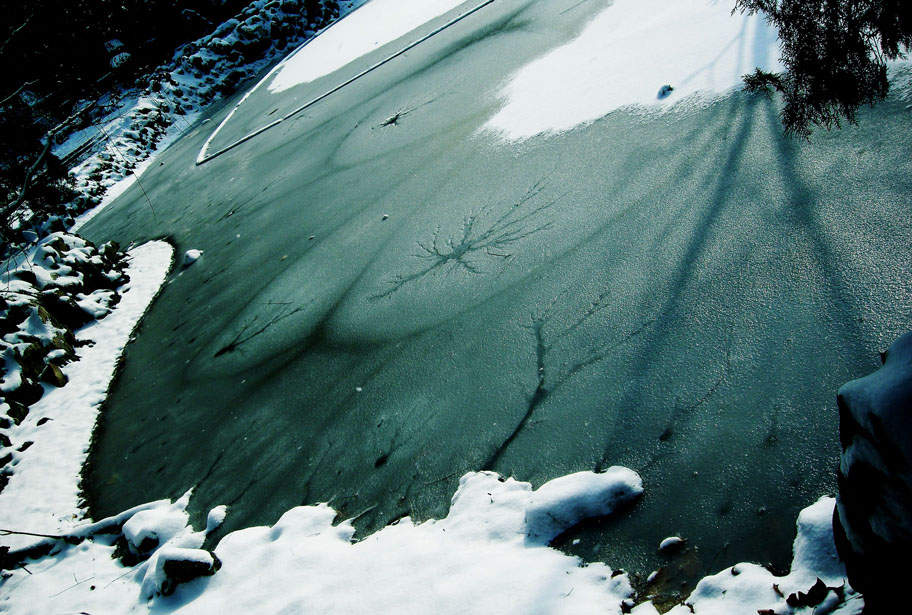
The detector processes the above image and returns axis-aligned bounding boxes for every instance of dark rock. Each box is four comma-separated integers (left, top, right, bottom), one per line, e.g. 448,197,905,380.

160,550,222,596
19,343,47,378
40,364,68,388
786,578,829,608
835,332,912,611
137,535,160,555
0,305,29,336
39,291,93,331
5,385,41,416
11,269,37,285
4,400,29,424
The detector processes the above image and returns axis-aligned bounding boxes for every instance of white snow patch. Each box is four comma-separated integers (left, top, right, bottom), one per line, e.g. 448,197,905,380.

483,0,783,140
268,0,467,92
0,241,173,550
206,505,229,533
658,536,685,552
156,470,639,613
123,491,195,555
525,467,643,542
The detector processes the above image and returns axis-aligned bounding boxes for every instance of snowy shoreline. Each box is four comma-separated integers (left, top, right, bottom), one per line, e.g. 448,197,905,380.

0,241,174,551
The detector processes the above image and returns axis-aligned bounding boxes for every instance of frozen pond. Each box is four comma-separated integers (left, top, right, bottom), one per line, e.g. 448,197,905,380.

80,0,912,597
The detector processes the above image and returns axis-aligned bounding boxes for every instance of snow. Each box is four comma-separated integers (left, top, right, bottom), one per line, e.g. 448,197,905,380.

665,497,860,615
483,0,783,140
1,476,863,614
268,0,465,93
123,491,196,556
0,241,173,550
834,331,912,603
658,536,684,552
524,467,643,542
205,505,228,533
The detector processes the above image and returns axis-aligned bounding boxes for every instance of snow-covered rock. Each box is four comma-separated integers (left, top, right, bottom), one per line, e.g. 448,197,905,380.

0,233,127,425
123,494,195,556
658,536,685,553
182,249,203,267
143,547,222,597
835,331,912,609
524,467,644,542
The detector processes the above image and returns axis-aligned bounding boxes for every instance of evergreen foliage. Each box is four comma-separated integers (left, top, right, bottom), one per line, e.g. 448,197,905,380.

736,0,912,137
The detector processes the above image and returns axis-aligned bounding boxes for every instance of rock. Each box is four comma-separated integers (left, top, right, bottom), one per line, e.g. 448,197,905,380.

143,548,221,598
5,381,43,411
4,401,28,425
161,550,221,594
834,331,912,610
182,249,203,268
39,292,93,331
39,363,68,388
658,536,685,554
11,269,37,285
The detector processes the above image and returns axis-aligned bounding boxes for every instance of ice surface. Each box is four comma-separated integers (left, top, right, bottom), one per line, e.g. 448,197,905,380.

76,0,912,606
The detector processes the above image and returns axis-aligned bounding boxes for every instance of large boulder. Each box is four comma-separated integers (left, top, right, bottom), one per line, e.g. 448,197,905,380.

834,331,912,611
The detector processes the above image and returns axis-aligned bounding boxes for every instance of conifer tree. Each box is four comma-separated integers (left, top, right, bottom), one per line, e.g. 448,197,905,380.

736,0,912,137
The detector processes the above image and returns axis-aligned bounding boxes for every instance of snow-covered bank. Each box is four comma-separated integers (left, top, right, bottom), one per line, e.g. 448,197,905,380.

484,0,782,140
1,469,861,614
0,241,173,550
52,0,354,233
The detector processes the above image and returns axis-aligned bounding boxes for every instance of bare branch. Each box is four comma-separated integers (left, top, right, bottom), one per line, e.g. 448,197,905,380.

0,80,38,107
0,12,32,55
